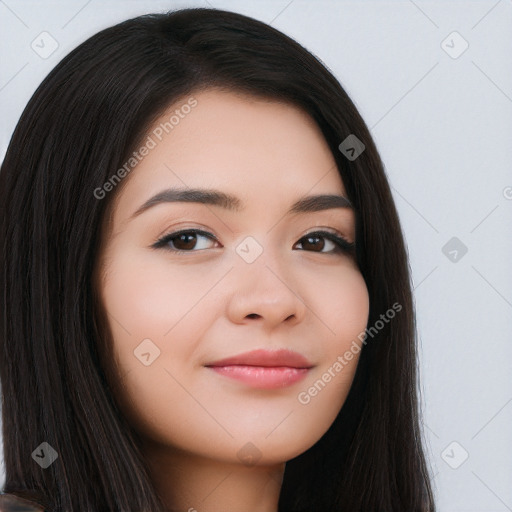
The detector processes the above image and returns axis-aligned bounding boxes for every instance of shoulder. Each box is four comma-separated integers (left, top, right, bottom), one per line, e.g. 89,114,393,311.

0,493,46,511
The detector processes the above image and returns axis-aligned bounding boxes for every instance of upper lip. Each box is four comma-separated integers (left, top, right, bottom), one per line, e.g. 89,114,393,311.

205,349,314,369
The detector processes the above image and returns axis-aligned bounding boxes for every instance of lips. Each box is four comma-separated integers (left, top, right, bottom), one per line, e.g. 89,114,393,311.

205,349,314,389
206,348,313,368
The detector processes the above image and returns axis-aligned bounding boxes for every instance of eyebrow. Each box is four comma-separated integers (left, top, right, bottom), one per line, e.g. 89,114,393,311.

129,187,353,220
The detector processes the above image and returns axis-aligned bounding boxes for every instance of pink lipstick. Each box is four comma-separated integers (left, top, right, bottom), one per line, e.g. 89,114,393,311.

205,349,313,389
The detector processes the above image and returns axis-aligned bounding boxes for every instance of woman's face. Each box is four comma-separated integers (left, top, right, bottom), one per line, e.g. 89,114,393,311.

97,88,369,466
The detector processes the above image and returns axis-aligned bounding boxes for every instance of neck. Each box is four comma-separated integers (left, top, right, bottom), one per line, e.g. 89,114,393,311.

145,443,285,512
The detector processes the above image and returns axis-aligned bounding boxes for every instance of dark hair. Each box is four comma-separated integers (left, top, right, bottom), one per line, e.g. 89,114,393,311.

0,7,435,511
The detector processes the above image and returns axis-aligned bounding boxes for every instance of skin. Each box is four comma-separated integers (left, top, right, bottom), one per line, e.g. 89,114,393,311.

96,88,370,512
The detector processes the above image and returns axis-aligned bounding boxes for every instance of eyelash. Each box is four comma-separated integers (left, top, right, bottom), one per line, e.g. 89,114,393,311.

152,228,355,255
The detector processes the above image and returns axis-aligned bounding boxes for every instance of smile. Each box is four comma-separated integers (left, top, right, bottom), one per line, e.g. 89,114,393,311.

205,349,314,389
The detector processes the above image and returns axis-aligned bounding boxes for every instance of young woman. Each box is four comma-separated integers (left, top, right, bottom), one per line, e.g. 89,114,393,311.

0,7,436,512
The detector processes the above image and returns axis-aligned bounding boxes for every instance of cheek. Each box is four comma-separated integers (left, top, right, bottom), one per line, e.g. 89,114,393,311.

99,248,222,440
100,248,218,362
293,266,369,428
335,272,369,345
309,261,370,343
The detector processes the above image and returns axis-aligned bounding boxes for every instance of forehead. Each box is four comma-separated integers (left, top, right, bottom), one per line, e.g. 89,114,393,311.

111,88,346,222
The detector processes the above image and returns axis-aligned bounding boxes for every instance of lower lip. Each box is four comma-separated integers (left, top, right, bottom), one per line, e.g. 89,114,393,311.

207,365,310,389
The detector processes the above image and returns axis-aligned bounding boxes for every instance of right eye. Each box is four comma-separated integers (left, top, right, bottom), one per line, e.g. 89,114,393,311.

152,229,220,253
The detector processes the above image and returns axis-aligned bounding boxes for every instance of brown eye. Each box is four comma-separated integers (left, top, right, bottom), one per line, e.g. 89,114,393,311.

171,232,198,251
153,229,218,252
294,231,355,255
152,228,354,255
298,234,327,252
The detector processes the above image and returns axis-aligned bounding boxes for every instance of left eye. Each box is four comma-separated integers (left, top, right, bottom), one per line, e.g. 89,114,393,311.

294,231,354,254
152,229,354,255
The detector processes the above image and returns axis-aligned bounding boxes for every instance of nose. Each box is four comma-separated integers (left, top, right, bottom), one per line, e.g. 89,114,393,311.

226,253,307,330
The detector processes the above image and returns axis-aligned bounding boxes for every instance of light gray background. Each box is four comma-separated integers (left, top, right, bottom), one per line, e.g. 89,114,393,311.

1,1,511,510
